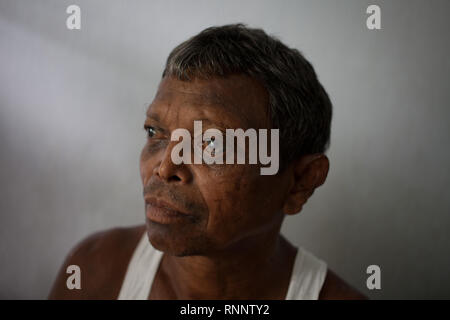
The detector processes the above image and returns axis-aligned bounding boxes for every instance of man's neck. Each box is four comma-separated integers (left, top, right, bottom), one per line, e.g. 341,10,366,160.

160,231,297,299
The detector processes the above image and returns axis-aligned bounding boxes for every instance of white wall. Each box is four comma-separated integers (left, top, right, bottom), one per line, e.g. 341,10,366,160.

1,0,449,299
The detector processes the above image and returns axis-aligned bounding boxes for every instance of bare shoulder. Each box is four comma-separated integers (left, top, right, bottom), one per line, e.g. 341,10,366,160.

319,269,368,300
48,224,146,300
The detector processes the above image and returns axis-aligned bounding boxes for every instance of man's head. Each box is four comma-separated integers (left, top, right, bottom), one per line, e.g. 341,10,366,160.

140,24,332,256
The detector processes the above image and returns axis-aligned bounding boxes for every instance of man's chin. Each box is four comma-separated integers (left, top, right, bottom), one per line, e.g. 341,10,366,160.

145,222,211,257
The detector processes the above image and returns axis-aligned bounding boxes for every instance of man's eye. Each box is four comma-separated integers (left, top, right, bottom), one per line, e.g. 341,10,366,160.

144,126,156,138
203,137,223,157
204,137,215,147
203,140,213,155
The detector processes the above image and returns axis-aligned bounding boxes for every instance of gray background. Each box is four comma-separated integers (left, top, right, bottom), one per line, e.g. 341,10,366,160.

1,0,449,299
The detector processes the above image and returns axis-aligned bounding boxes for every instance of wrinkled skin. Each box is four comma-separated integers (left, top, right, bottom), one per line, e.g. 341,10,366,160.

141,74,290,257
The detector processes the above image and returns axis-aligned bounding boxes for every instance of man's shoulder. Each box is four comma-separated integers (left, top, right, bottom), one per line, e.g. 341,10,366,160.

319,269,368,300
48,224,146,299
65,224,146,262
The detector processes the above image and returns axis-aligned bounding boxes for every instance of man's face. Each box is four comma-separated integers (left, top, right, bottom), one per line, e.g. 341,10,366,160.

140,75,291,256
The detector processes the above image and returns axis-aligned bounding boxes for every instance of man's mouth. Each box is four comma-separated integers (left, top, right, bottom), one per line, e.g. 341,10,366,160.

144,196,197,224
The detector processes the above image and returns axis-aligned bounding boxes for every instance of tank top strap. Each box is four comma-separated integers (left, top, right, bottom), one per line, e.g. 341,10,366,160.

285,246,328,300
117,232,163,300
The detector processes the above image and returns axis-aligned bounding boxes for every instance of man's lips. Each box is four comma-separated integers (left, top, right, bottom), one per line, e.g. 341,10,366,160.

144,196,196,224
144,196,187,214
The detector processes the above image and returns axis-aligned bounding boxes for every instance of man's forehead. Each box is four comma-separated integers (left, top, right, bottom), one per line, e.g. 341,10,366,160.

154,77,237,109
149,75,270,128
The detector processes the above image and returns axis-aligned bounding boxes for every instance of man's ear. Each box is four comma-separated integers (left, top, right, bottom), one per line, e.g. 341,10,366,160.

282,154,329,215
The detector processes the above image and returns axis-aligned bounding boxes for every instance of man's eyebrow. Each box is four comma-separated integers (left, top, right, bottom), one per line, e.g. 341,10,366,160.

146,93,252,128
192,95,254,126
195,118,232,130
144,112,171,134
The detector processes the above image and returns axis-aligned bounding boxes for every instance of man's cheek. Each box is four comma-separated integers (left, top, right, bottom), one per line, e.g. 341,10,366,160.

204,193,241,225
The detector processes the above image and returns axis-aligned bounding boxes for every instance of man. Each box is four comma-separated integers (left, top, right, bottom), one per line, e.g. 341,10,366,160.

49,24,366,299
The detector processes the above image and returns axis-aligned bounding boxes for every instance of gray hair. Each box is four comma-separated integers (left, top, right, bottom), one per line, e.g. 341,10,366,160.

162,23,332,167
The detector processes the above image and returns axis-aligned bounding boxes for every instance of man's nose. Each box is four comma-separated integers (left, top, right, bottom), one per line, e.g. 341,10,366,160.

153,141,192,183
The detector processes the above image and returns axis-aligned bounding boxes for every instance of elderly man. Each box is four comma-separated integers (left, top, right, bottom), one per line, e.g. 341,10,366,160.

49,24,366,300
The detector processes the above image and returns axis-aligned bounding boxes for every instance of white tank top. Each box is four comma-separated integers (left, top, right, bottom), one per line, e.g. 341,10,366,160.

118,233,327,300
